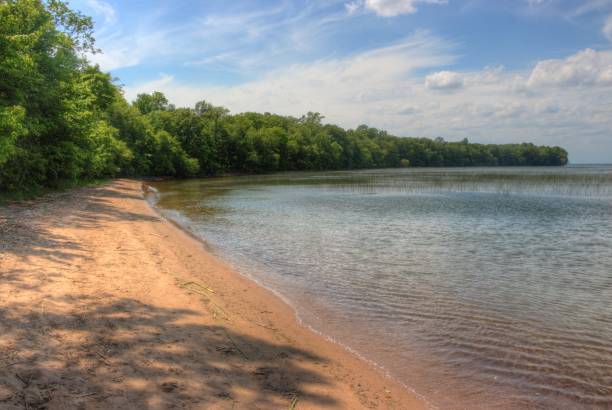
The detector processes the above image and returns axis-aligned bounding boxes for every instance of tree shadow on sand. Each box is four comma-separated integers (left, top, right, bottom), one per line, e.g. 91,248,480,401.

0,181,337,409
0,295,335,409
0,181,159,264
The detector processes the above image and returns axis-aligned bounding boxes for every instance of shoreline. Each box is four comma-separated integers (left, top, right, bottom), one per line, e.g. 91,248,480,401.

144,185,431,407
145,181,431,408
0,179,425,409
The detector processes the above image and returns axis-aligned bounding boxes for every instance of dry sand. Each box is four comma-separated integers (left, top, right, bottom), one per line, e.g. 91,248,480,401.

0,179,425,409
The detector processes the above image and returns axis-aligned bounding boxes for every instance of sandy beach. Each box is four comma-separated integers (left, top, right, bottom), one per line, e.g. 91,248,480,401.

0,179,424,409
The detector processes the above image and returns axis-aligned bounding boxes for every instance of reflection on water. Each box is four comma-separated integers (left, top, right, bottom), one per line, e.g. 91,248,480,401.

151,166,612,409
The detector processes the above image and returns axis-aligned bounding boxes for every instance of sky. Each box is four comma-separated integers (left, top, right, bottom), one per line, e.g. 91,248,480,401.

70,0,612,163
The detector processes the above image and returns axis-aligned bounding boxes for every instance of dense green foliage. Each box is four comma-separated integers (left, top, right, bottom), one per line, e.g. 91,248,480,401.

0,0,569,194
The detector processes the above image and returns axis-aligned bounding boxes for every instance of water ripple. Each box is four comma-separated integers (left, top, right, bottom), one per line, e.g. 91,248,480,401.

152,166,612,409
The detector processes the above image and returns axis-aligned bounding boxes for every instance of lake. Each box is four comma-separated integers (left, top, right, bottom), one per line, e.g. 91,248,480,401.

150,166,612,409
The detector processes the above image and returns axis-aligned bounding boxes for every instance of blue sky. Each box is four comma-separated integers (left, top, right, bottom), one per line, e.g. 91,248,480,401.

71,0,612,163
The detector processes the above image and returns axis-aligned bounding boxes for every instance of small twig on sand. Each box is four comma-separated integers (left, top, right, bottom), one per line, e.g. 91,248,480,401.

15,373,29,387
95,351,110,365
178,280,233,320
289,395,299,410
223,330,248,360
254,322,277,331
72,392,97,398
0,361,25,369
179,281,214,294
148,233,168,238
212,304,231,321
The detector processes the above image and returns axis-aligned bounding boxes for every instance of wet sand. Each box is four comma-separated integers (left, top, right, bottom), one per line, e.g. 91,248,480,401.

0,179,425,409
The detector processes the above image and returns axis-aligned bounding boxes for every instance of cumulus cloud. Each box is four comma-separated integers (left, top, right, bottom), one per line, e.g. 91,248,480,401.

125,45,612,163
425,70,464,90
397,106,420,115
126,31,456,108
527,48,612,87
471,65,505,85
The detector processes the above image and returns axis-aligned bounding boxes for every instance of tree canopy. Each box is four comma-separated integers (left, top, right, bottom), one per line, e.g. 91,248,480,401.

0,0,569,194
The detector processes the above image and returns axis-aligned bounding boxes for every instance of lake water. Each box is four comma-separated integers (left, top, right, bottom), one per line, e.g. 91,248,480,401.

150,166,612,409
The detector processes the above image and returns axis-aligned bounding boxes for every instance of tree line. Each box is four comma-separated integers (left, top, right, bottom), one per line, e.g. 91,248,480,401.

0,0,569,194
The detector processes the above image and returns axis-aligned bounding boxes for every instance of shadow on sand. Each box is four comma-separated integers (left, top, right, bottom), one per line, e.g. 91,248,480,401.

0,181,336,409
0,296,334,409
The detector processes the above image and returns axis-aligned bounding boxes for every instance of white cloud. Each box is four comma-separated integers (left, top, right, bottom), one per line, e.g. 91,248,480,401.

526,0,548,7
126,31,456,107
527,48,612,87
397,106,420,115
604,14,612,41
425,70,464,90
346,0,447,17
472,65,505,84
87,0,116,24
345,1,361,15
365,0,419,16
90,2,354,72
125,45,612,163
87,28,172,70
571,0,612,17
